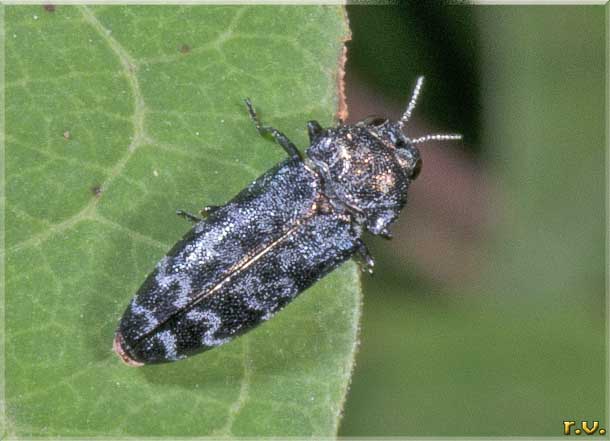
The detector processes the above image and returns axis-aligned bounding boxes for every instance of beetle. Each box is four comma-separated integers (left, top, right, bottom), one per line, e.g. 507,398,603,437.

113,76,461,366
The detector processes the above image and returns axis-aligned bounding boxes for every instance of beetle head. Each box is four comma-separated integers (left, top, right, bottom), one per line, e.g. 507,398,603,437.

306,121,418,236
306,76,461,236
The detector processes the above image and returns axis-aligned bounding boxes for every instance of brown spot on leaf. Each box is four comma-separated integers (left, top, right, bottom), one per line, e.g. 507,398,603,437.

43,4,56,12
63,130,71,140
180,44,191,54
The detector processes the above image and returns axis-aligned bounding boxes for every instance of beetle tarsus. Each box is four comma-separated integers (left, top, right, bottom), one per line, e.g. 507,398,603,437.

176,209,202,223
380,229,393,240
200,205,220,218
244,98,303,161
307,120,324,143
356,240,375,275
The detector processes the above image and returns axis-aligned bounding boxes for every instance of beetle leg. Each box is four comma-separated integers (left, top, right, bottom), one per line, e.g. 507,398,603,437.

244,98,303,161
176,209,202,223
380,228,393,240
307,120,324,143
200,205,220,218
355,240,375,275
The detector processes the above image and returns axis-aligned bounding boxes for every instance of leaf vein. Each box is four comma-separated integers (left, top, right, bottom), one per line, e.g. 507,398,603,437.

215,338,251,437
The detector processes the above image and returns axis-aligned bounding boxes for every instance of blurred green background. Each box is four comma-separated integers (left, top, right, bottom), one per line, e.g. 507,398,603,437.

339,4,606,437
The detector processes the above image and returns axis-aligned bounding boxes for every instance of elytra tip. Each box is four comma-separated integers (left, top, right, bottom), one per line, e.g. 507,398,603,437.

113,333,144,367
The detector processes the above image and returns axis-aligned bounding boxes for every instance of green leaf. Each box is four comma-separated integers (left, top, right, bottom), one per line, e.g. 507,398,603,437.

3,5,358,437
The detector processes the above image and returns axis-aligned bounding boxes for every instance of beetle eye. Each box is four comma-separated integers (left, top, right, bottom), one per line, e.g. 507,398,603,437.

411,157,422,180
363,116,387,127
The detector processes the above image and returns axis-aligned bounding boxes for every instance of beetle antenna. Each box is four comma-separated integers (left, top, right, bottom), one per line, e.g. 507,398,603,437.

398,76,425,130
410,133,463,144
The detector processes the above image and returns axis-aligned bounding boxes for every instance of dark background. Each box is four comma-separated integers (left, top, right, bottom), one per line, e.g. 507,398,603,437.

339,4,606,436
